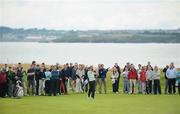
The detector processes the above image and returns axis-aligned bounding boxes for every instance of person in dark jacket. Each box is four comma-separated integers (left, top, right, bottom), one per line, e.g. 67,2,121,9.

51,66,60,96
163,65,169,94
38,67,45,95
16,63,23,81
27,65,36,96
7,67,16,97
84,66,89,93
35,64,40,95
114,63,121,92
123,62,131,72
99,64,109,94
71,65,77,92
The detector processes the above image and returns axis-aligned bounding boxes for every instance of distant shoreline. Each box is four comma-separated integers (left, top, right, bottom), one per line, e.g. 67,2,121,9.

1,26,180,43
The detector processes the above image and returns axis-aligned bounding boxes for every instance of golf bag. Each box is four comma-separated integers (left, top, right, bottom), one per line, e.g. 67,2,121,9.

14,80,24,98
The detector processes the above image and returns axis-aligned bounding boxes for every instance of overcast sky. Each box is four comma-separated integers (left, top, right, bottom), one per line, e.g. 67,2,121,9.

0,0,180,30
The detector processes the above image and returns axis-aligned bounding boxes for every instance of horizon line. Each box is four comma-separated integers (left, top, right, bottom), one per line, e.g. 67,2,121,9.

1,26,180,31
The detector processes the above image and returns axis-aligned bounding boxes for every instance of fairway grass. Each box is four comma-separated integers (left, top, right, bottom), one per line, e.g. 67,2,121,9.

0,94,180,114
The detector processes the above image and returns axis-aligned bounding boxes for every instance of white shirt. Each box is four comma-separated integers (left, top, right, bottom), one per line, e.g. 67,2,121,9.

87,71,95,82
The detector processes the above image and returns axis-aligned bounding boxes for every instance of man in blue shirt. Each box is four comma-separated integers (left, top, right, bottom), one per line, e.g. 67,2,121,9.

166,62,177,94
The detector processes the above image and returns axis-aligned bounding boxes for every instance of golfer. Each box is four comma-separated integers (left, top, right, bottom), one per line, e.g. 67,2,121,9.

87,66,96,99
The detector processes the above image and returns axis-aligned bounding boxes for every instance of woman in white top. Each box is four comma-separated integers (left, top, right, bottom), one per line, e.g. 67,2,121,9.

153,66,161,94
111,67,119,93
122,67,129,94
146,66,153,94
76,64,85,93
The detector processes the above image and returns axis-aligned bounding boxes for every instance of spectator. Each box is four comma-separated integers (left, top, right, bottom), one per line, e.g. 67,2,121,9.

153,66,161,94
99,64,109,94
22,70,27,96
140,67,147,94
76,64,85,93
176,71,180,94
137,64,142,93
27,65,36,96
39,67,45,96
45,68,52,96
146,66,153,94
128,64,138,94
114,63,121,92
35,64,40,95
7,67,16,97
51,66,60,96
166,62,177,94
0,68,8,97
122,67,129,94
163,65,169,94
111,67,119,93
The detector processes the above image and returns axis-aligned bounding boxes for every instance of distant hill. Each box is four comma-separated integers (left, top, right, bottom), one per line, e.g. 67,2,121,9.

0,26,180,43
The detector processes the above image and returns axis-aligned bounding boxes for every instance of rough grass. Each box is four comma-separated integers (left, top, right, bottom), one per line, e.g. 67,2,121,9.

0,94,180,114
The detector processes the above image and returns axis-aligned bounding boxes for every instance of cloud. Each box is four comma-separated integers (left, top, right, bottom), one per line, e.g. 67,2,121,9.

0,0,180,29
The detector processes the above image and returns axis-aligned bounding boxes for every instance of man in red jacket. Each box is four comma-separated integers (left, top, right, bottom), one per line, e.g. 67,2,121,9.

128,64,138,94
0,68,8,97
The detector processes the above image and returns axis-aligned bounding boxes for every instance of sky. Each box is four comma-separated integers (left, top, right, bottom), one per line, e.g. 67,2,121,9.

0,0,180,30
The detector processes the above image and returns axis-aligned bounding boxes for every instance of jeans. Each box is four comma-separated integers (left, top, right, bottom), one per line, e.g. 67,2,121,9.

123,79,129,93
140,81,146,94
99,78,107,94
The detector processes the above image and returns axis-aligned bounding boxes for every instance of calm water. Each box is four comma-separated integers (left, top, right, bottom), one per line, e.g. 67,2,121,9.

0,42,180,68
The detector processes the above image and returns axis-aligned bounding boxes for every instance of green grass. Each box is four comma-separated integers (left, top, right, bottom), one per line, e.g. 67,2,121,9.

0,94,180,114
1,70,180,114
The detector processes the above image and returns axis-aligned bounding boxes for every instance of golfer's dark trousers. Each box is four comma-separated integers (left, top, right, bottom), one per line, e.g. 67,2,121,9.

88,80,95,98
168,78,176,94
